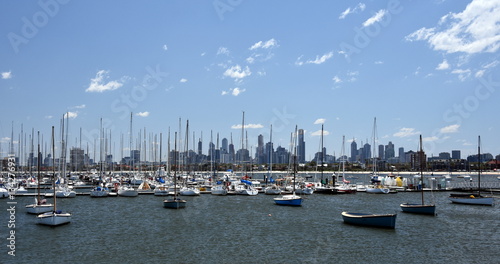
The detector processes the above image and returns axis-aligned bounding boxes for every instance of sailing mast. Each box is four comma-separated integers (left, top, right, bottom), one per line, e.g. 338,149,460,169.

419,135,424,205
478,136,481,197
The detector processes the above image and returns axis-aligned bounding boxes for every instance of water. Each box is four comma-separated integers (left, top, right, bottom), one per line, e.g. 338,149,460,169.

1,190,499,263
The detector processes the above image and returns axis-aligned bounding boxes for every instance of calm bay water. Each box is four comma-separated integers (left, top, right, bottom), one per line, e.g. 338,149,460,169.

1,183,499,263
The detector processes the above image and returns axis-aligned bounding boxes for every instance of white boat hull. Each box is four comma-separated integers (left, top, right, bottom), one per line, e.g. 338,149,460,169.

211,186,228,196
366,187,390,194
449,196,493,206
55,191,77,198
118,187,138,197
37,211,71,226
25,204,54,214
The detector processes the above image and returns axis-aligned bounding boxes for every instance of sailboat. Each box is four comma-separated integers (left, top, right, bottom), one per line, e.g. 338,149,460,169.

163,132,187,209
400,135,436,215
37,126,71,226
449,136,494,206
26,132,53,214
211,132,228,196
335,136,356,194
274,126,303,206
90,118,109,198
366,117,390,194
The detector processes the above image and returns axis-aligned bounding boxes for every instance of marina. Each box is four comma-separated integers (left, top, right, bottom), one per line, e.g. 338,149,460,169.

1,182,499,263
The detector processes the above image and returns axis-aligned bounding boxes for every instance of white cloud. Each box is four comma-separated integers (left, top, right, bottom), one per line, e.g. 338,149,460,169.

44,115,53,119
393,127,420,138
314,118,326,124
406,0,500,54
221,87,246,96
217,47,230,56
85,70,123,93
296,52,334,66
363,9,387,27
451,68,471,81
136,111,149,117
332,76,342,83
64,111,78,119
483,60,499,69
1,71,12,79
179,78,188,83
423,136,439,142
374,60,384,64
440,124,460,133
223,65,251,79
311,130,330,136
232,87,245,96
307,52,334,64
339,3,366,19
436,59,450,70
72,104,86,109
475,69,485,78
249,38,278,50
231,124,264,129
162,44,168,51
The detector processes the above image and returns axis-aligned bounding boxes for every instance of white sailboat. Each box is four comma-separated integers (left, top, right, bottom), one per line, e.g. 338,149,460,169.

37,126,71,226
26,133,53,214
366,118,390,194
449,136,494,206
91,118,109,198
400,135,436,215
164,132,187,209
274,126,303,206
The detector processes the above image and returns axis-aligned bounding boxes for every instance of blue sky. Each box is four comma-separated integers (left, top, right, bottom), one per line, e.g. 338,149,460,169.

1,0,499,161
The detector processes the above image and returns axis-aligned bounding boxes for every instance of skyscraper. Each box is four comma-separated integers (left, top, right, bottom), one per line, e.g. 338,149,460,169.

297,129,306,163
378,145,385,160
221,138,228,154
398,147,405,163
385,141,395,159
350,139,358,162
452,150,460,160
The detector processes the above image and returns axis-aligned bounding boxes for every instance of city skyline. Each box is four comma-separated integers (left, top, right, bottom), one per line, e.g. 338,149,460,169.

1,1,499,161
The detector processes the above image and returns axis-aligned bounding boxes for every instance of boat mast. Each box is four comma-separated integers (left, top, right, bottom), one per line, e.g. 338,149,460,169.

36,131,41,204
51,126,56,212
321,124,324,184
478,136,481,196
419,135,424,205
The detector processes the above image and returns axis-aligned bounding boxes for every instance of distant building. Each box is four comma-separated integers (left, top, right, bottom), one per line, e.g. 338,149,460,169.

399,147,405,163
130,150,140,164
350,139,358,162
452,150,461,160
385,142,395,160
70,147,84,171
378,145,385,160
439,152,451,160
297,129,306,163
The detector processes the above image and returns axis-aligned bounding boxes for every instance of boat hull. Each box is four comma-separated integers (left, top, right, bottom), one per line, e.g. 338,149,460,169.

400,203,436,215
36,211,71,226
274,194,303,206
449,195,493,206
25,204,54,214
55,191,77,198
341,212,397,228
366,187,390,194
163,199,187,209
118,187,138,197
